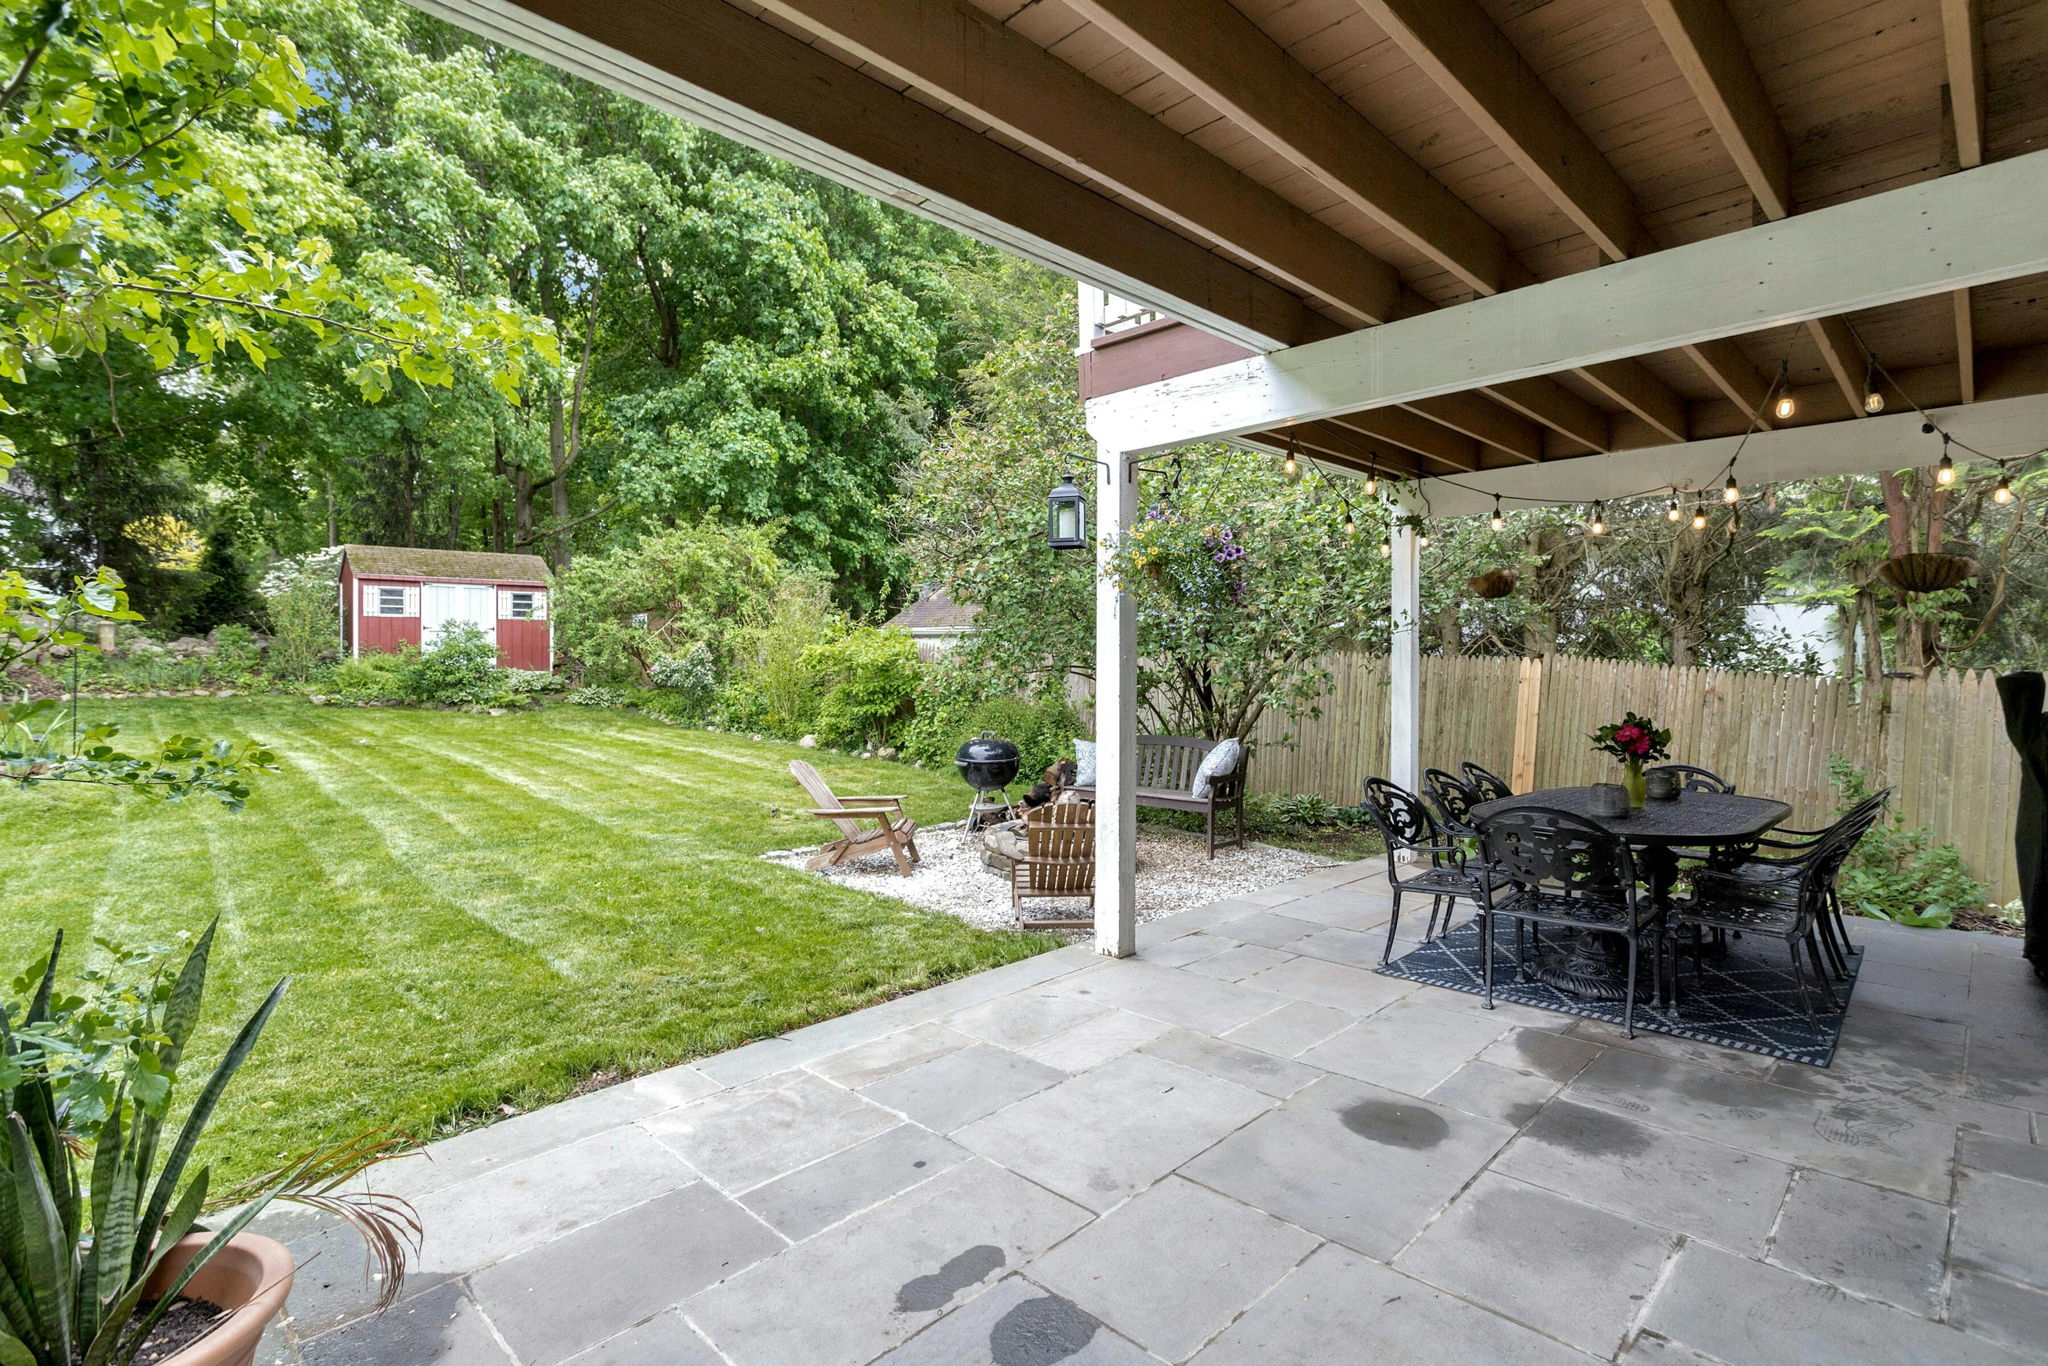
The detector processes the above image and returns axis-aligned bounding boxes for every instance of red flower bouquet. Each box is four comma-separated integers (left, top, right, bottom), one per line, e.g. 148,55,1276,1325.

1590,711,1671,807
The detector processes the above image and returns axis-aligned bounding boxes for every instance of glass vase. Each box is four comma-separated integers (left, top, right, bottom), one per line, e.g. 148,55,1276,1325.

1623,757,1647,809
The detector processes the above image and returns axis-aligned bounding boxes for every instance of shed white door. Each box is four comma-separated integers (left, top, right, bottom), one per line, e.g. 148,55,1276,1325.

421,583,497,647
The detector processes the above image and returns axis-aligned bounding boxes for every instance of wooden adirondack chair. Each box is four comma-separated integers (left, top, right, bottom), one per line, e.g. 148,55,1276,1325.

789,760,921,876
1011,800,1095,930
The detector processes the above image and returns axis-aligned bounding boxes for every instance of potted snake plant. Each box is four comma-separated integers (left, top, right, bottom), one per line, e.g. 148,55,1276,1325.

0,924,419,1366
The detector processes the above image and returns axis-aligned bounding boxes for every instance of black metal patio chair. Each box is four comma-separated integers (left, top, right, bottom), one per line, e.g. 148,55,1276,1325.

1422,766,1485,837
1477,806,1666,1037
1362,776,1507,965
1460,761,1514,803
1700,789,1892,978
1673,797,1884,1031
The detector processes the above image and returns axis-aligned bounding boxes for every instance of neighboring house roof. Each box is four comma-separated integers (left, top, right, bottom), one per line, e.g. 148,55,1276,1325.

342,545,552,583
885,585,980,635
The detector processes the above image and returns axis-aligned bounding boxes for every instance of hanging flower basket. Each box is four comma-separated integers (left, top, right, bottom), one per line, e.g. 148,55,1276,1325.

1877,552,1979,594
1467,568,1518,599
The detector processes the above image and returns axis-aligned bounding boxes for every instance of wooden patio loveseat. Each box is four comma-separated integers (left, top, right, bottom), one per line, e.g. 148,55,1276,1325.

1067,734,1249,859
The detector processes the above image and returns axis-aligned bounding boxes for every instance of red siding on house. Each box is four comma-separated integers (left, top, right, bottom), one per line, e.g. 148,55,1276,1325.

497,618,551,672
355,577,423,655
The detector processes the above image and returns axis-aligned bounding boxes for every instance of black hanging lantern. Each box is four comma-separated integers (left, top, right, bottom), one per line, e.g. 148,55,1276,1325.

1047,472,1087,551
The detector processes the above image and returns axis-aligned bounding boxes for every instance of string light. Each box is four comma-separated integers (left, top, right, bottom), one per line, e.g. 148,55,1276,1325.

1588,502,1607,536
1773,393,1796,420
1936,435,1956,487
1342,507,1359,536
1691,504,1709,531
1993,469,2014,504
1862,355,1885,415
1363,457,1379,498
1490,495,1505,532
1377,535,1392,557
1665,496,1682,522
1416,527,1431,550
1769,359,1795,421
1281,435,1299,480
1723,470,1740,504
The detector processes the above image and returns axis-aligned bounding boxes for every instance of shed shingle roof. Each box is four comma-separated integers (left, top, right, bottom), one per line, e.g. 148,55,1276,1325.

884,586,979,633
343,545,552,582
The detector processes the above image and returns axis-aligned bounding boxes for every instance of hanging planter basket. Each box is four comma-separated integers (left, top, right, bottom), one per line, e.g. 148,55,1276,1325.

1876,552,1979,595
1467,568,1519,599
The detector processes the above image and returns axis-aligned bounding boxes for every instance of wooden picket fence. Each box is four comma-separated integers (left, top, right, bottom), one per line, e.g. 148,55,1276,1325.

1248,653,2023,905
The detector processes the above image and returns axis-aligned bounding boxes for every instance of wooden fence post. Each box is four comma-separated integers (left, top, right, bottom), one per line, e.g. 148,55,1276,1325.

1511,657,1544,792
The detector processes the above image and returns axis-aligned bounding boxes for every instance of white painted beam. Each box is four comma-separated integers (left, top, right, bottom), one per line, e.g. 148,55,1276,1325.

1406,390,2048,517
1084,150,2048,453
1387,492,1422,798
1093,445,1139,958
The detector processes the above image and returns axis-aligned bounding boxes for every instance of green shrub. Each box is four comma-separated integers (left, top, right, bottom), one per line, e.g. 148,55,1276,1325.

569,684,626,707
629,687,697,723
553,520,787,683
901,660,1082,781
329,651,405,701
265,570,339,682
394,624,502,706
804,627,920,748
1828,757,1989,928
719,574,844,737
647,641,718,721
499,668,563,695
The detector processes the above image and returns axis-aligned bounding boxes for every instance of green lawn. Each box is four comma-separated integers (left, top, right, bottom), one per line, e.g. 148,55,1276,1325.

5,698,1050,1181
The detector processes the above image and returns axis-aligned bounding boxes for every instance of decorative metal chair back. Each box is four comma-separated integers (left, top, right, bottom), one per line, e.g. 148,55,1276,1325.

1647,763,1735,795
1479,806,1636,904
1422,767,1483,836
1708,787,1891,874
1015,800,1096,899
1363,776,1446,874
1797,790,1890,902
1460,762,1514,803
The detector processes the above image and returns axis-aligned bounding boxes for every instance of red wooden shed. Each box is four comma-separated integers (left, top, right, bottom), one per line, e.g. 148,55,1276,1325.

338,545,554,673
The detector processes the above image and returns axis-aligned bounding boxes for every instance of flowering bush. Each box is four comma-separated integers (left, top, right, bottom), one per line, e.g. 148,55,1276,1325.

1590,711,1671,764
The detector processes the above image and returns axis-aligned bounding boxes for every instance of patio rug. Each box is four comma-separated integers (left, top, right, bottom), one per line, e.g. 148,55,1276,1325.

1377,920,1861,1067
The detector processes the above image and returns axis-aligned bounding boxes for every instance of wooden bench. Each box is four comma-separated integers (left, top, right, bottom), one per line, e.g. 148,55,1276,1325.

1069,735,1249,859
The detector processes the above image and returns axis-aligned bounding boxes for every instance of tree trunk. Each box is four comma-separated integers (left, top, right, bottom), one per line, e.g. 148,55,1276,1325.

325,474,338,548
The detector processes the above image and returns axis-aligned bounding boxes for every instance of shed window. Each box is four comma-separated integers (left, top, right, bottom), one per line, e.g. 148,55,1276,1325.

500,590,547,621
363,585,417,617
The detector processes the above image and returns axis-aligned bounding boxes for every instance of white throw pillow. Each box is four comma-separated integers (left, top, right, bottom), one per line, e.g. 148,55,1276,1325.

1073,739,1097,787
1192,737,1242,798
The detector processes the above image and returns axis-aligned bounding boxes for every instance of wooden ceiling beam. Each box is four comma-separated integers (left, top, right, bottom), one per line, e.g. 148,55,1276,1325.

412,0,1320,350
1481,378,1612,453
1326,410,1482,474
1576,359,1689,443
1351,0,1645,262
1942,0,1988,170
1641,0,1791,221
1403,392,1544,463
1806,316,1872,416
1682,338,1776,421
1065,0,1511,297
748,0,1401,326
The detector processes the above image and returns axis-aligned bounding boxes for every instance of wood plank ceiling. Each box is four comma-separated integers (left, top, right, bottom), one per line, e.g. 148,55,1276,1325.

728,0,2048,480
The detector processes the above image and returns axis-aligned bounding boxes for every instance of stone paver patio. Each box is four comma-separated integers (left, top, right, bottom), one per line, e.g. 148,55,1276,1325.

261,861,2048,1365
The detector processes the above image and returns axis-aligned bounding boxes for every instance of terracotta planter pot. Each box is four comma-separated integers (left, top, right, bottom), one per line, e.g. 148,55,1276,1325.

140,1233,295,1366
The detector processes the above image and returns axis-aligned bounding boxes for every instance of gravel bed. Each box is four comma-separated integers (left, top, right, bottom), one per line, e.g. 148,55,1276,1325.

764,821,1331,935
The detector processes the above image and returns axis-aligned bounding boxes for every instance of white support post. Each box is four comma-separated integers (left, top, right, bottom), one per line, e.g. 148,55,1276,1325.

1094,443,1139,958
1388,496,1422,798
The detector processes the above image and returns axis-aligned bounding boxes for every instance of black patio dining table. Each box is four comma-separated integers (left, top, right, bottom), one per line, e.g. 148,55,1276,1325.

1469,785,1792,1001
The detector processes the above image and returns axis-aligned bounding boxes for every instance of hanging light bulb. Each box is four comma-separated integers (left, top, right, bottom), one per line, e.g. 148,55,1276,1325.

1665,497,1682,522
1936,439,1956,487
1489,495,1505,533
1363,459,1379,498
1342,507,1359,536
1773,393,1796,421
1862,355,1885,414
1416,522,1431,550
1691,504,1709,531
1863,389,1886,415
1993,470,2014,504
1723,472,1741,504
1588,502,1607,536
1281,438,1300,480
1377,536,1392,557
